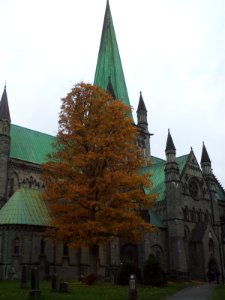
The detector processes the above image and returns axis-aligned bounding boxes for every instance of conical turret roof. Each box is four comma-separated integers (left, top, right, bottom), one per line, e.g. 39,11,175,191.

165,130,176,152
94,1,131,109
201,142,211,164
0,85,11,122
137,92,147,112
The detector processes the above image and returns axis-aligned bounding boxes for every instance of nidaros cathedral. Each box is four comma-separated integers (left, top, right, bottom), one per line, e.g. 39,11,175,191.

0,1,224,281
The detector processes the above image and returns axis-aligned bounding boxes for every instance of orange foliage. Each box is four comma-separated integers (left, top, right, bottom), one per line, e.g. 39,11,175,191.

42,82,156,248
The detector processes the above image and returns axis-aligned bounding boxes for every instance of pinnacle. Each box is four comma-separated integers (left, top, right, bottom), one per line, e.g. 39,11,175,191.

137,92,147,112
201,142,211,164
0,85,11,122
165,129,176,152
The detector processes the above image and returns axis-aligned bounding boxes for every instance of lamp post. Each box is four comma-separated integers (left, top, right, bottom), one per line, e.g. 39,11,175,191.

129,274,137,300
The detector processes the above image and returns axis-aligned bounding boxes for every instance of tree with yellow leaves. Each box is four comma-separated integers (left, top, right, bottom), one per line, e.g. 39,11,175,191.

42,82,156,274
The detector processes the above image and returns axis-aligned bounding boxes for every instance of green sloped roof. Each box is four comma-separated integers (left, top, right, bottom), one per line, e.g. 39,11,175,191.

145,162,166,202
144,154,188,202
149,211,167,228
94,1,131,112
151,155,165,164
215,182,225,202
10,124,54,164
176,154,189,175
0,188,50,226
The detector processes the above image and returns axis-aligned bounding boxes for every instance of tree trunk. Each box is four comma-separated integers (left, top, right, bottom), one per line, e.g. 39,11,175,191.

89,245,99,276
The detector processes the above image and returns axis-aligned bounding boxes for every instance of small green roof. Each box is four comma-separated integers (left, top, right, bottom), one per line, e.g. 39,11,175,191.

94,1,131,113
144,154,189,202
0,188,50,226
10,124,54,165
215,181,225,202
176,154,189,176
149,211,167,229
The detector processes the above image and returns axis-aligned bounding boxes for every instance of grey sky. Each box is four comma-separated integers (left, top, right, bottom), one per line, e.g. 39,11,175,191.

0,0,224,186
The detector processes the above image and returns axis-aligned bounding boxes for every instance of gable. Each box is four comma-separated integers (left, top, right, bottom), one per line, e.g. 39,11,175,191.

181,151,202,178
10,124,54,165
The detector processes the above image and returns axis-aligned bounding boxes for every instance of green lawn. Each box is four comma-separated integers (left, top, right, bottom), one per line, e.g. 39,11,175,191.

212,284,225,300
0,280,194,300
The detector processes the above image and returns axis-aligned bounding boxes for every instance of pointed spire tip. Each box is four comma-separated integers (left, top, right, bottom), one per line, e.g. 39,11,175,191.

166,130,176,152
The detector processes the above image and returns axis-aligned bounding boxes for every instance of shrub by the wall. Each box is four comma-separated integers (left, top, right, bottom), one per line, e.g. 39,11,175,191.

143,254,167,287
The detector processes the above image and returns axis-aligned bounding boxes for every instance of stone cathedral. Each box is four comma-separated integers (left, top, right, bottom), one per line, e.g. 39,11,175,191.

0,1,225,281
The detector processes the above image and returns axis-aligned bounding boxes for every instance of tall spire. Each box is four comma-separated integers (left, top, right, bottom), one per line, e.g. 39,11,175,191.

94,1,131,110
0,85,11,122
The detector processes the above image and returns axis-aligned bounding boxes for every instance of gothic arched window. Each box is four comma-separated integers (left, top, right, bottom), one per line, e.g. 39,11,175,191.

208,238,214,253
191,208,195,222
14,238,20,254
63,243,69,256
40,238,45,255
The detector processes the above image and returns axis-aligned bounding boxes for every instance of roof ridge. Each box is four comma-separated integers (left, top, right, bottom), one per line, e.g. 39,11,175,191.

176,154,189,159
11,123,55,138
151,155,165,162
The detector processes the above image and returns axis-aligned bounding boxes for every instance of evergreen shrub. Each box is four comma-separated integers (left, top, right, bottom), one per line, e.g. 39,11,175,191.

143,254,167,287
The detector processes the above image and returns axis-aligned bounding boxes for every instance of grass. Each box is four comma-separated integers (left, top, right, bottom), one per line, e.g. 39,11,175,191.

212,283,225,300
0,280,194,300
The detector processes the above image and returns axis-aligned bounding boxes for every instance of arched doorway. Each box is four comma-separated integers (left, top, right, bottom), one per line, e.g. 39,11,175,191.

208,258,218,282
150,245,165,270
120,244,138,263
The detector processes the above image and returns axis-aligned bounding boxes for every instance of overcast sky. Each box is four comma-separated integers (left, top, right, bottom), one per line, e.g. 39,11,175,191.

0,0,224,187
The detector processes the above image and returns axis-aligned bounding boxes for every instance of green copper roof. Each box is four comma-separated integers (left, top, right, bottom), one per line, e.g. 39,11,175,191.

149,211,167,228
10,124,54,165
94,1,131,111
215,181,225,202
144,154,189,202
0,188,50,226
176,154,189,175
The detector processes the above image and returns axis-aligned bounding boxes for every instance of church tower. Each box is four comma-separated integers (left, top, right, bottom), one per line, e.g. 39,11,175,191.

165,130,187,276
0,85,11,208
